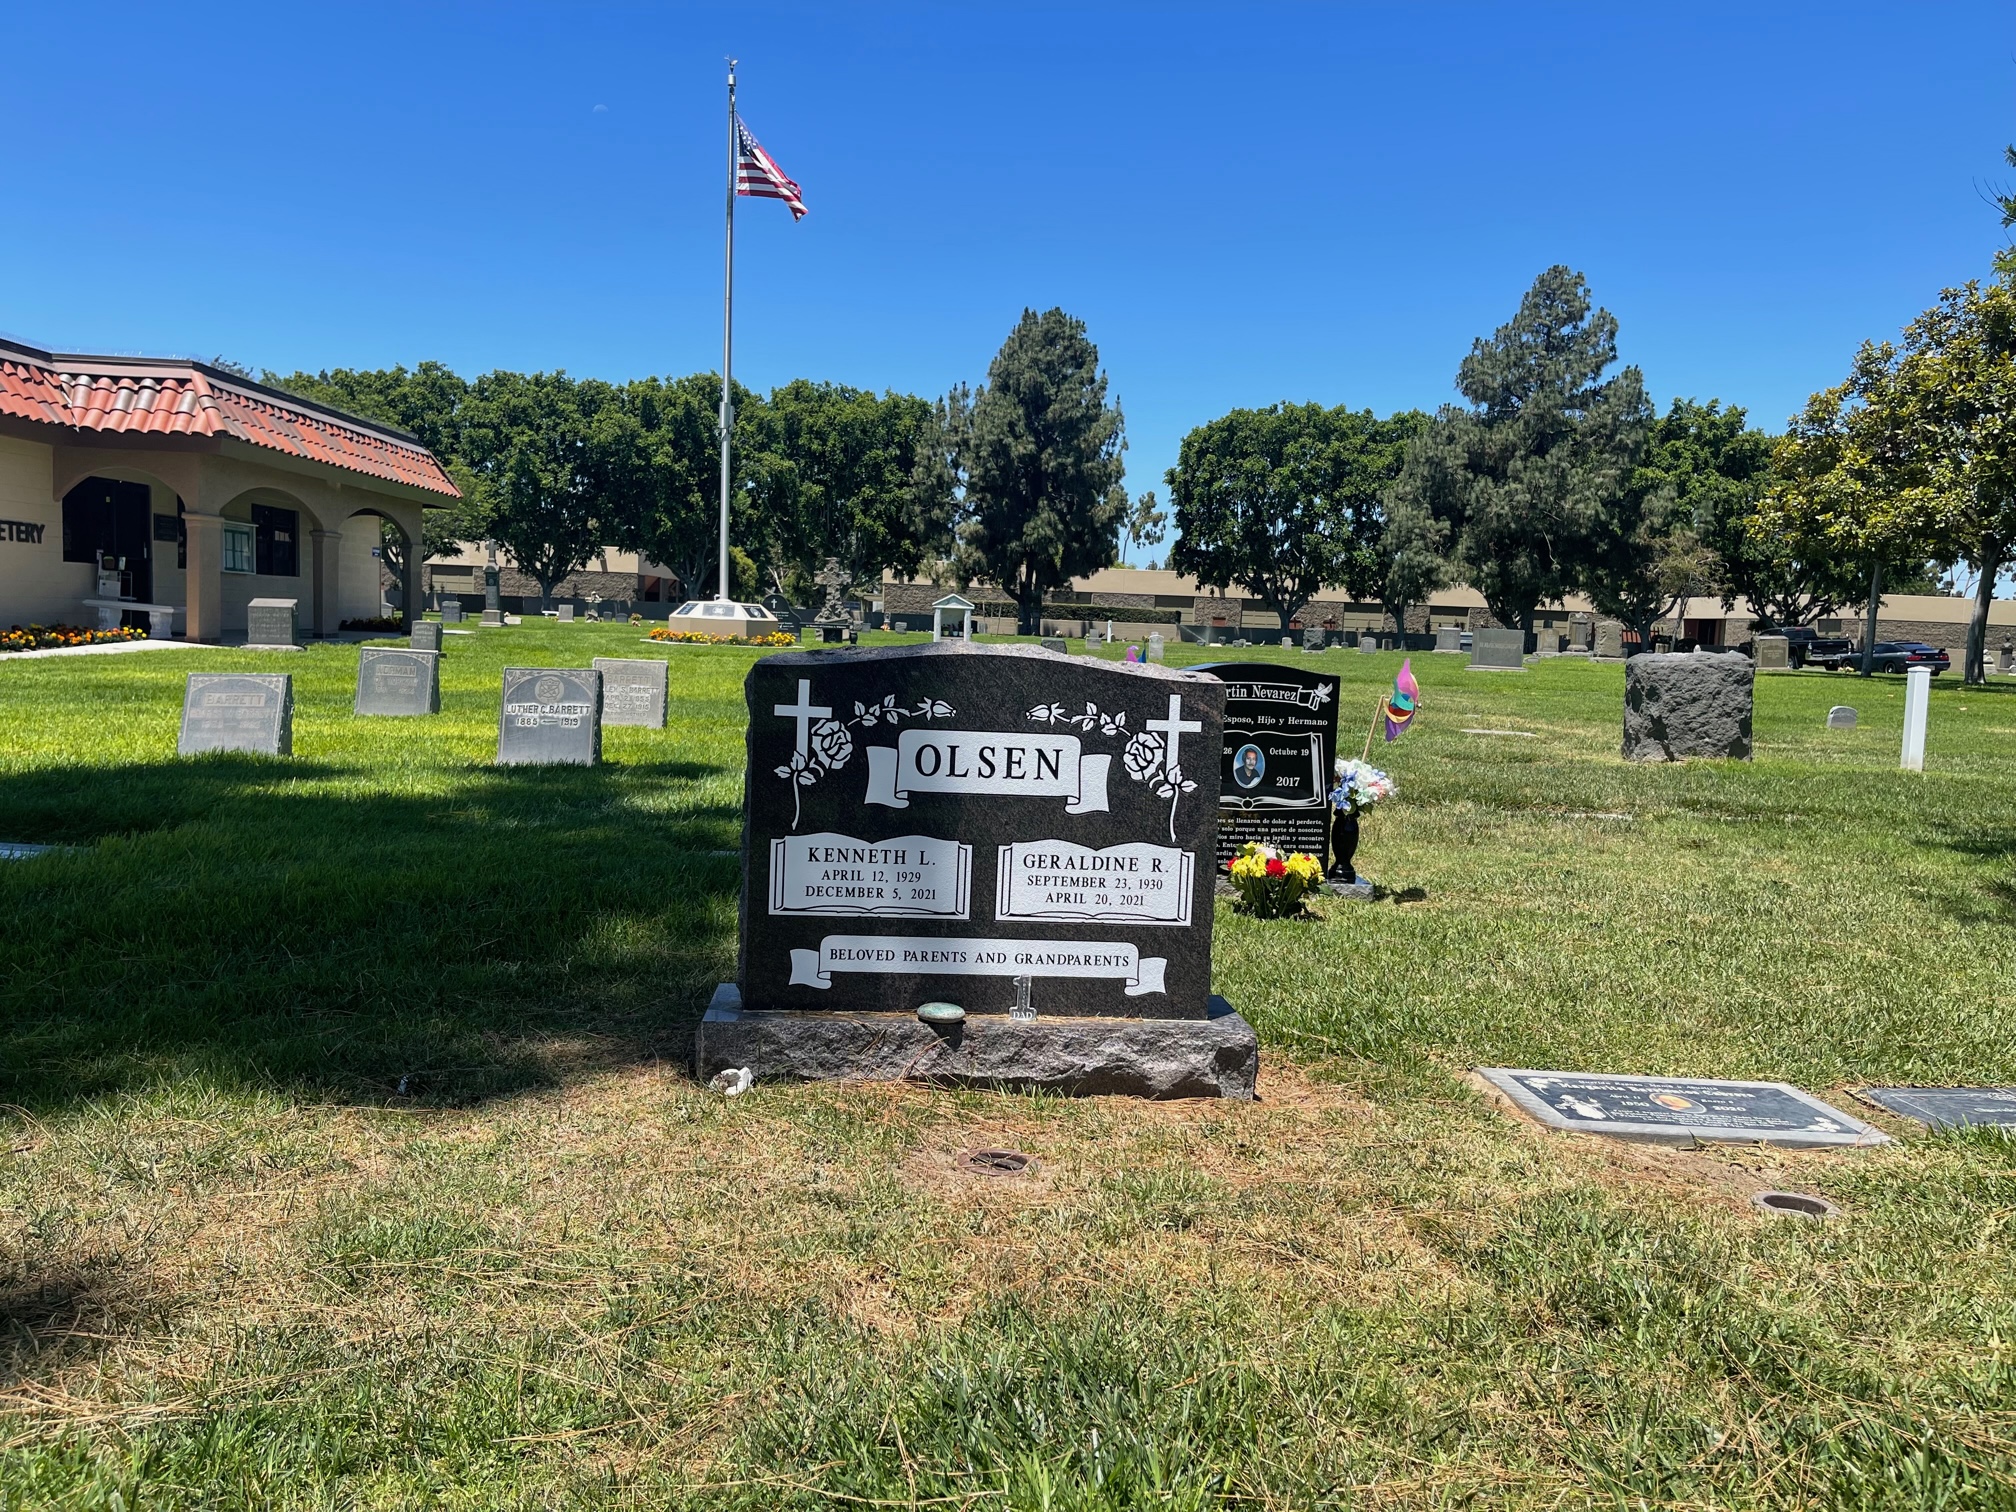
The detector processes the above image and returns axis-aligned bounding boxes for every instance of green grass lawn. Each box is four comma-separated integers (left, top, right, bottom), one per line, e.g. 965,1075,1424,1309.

2,625,2013,1509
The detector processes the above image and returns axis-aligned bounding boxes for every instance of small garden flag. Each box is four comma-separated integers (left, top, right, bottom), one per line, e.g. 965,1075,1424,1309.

1383,658,1419,741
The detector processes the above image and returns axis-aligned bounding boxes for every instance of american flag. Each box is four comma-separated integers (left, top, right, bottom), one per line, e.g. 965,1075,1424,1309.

736,119,806,220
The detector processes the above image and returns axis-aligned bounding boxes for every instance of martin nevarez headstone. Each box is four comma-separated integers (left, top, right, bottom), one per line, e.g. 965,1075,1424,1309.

740,643,1226,1019
246,598,299,649
179,673,292,756
592,657,669,728
497,668,602,766
1469,628,1525,670
1479,1068,1890,1148
355,648,440,716
410,620,443,654
1193,662,1340,868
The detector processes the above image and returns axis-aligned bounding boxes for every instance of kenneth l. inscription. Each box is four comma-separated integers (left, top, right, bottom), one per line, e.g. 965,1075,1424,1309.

769,832,973,919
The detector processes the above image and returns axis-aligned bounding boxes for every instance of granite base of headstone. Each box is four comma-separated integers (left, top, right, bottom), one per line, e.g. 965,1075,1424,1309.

1468,627,1525,670
481,609,503,628
1754,634,1790,670
1858,1085,2016,1131
245,597,300,649
355,648,440,716
1328,877,1373,900
696,983,1257,1099
1623,651,1753,761
497,668,602,765
410,620,443,654
1593,622,1625,659
592,656,669,728
1478,1068,1890,1148
179,673,293,756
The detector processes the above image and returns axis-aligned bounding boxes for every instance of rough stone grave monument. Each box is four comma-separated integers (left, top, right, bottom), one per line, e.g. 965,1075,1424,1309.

179,673,292,757
497,668,602,766
1468,627,1525,670
1754,634,1790,670
1433,626,1462,653
1478,1068,1889,1148
592,657,669,728
1593,621,1625,659
695,642,1256,1097
245,598,300,649
1858,1085,2016,1131
410,620,443,654
1623,650,1753,761
355,648,440,716
1193,661,1339,870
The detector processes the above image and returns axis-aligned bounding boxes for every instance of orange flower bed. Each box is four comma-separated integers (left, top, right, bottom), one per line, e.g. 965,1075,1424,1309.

647,628,797,647
1,623,148,654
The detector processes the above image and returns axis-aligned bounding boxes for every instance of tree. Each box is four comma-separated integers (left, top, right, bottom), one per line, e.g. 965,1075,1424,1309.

1767,273,2016,683
1387,267,1652,637
953,309,1126,634
459,371,606,608
1169,404,1415,631
1121,490,1167,562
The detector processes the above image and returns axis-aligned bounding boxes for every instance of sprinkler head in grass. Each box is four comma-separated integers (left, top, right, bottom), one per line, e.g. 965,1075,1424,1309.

1752,1190,1837,1219
917,1001,966,1026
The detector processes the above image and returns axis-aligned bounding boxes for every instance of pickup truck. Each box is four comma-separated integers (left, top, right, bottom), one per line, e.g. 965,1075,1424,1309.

1800,636,1861,670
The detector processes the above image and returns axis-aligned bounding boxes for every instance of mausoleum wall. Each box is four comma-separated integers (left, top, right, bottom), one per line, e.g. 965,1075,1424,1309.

0,436,83,627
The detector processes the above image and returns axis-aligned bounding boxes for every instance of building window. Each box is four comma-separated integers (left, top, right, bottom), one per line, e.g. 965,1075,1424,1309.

222,524,255,575
252,505,299,576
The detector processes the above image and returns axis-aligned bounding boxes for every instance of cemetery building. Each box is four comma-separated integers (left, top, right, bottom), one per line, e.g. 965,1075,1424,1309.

421,542,687,616
0,337,458,639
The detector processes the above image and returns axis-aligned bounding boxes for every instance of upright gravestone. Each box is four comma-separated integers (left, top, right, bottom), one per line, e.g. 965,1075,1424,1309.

1357,636,1378,654
1303,628,1325,652
557,604,575,623
592,656,669,728
1469,627,1526,671
497,668,602,766
481,607,503,628
1593,621,1625,659
1193,662,1339,869
2001,638,2013,675
1433,626,1463,653
1754,634,1790,670
410,620,443,654
179,673,292,756
1569,618,1593,650
355,648,440,716
246,598,300,649
1623,651,1753,761
1041,636,1069,655
1826,705,1858,730
700,643,1255,1097
1146,632,1165,664
442,603,465,624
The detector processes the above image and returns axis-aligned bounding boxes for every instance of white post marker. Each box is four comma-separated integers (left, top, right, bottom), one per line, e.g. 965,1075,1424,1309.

1901,665,1930,771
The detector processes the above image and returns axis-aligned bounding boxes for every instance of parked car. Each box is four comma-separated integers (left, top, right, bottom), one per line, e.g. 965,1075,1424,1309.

1868,641,1950,675
1804,637,1863,671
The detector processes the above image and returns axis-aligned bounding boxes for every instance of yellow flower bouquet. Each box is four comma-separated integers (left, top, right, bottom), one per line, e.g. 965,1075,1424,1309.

1226,841,1324,918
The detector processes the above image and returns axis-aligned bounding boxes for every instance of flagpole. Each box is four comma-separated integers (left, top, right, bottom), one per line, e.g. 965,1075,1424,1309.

717,58,738,602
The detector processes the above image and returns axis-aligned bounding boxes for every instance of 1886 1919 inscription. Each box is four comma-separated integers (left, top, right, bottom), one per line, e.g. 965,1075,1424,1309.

741,643,1226,1018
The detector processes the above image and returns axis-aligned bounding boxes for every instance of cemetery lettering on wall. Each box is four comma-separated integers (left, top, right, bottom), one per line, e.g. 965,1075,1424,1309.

741,644,1226,1018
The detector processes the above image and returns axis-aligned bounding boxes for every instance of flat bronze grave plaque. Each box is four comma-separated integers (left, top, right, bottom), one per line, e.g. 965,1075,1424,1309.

1478,1068,1889,1148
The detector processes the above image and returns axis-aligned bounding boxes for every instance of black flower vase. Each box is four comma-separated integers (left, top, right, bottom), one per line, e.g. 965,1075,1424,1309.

1329,808,1361,883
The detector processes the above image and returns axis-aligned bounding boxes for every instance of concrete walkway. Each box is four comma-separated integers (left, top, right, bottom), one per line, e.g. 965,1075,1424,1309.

0,638,216,662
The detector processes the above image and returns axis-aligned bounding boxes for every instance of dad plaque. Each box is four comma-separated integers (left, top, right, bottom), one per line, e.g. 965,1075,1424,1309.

497,668,602,766
355,648,440,716
741,643,1226,1018
179,673,292,756
591,657,669,728
1192,661,1339,867
1479,1068,1889,1148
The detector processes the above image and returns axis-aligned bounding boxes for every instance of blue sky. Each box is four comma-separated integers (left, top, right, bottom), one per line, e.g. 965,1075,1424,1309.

5,2,2011,562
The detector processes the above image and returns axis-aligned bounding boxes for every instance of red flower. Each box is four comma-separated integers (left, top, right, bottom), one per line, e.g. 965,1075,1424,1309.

1265,858,1286,877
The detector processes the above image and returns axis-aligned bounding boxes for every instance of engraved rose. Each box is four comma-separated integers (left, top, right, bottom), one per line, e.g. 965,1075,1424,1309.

1123,730,1163,783
810,718,853,771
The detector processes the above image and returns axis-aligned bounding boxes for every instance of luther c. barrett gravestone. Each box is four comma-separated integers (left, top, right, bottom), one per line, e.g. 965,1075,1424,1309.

592,657,669,728
355,648,440,716
1193,661,1340,868
179,673,292,756
497,668,602,765
740,642,1227,1018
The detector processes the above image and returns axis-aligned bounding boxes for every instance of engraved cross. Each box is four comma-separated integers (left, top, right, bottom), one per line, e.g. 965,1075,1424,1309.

774,678,830,756
1146,694,1202,774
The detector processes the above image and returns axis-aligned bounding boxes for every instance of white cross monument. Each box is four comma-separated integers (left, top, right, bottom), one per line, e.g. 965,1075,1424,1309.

774,678,831,756
1146,694,1202,774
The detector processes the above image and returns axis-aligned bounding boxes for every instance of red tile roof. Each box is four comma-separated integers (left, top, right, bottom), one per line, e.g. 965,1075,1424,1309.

0,339,459,498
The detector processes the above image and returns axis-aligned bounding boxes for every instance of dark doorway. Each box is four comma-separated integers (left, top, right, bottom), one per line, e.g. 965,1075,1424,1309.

62,478,153,612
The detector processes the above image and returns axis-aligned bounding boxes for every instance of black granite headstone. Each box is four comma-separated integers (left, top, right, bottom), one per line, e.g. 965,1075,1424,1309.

497,668,602,766
1192,662,1340,867
1859,1086,2016,1131
178,673,292,756
1479,1068,1889,1148
741,643,1226,1019
355,648,440,716
592,657,669,728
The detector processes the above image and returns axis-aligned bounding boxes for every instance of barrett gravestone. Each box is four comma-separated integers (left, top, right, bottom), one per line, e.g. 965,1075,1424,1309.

1193,662,1340,868
1469,627,1525,670
1624,651,1753,761
355,648,440,716
1479,1068,1889,1148
497,668,602,766
179,673,292,756
739,643,1227,1019
246,598,299,649
592,657,669,728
